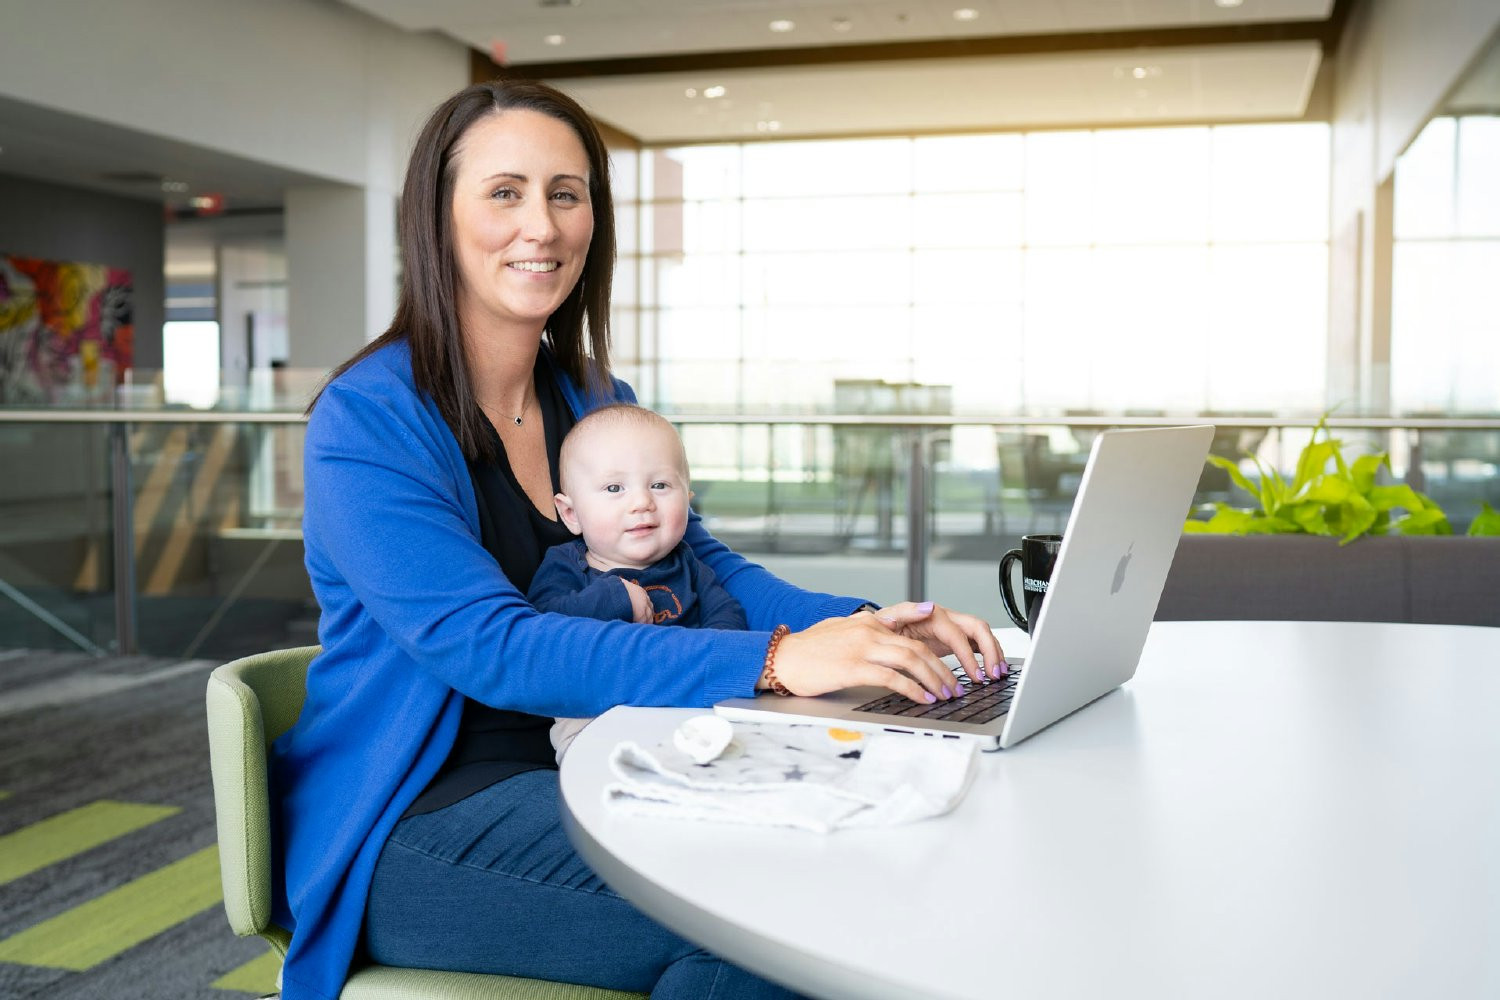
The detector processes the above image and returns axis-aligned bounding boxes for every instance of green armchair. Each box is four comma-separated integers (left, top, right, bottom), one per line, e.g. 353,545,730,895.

205,645,644,999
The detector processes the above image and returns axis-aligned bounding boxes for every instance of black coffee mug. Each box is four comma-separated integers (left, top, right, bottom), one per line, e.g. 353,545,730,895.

998,534,1063,633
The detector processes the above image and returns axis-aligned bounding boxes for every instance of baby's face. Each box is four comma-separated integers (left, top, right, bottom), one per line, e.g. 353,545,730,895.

556,421,692,572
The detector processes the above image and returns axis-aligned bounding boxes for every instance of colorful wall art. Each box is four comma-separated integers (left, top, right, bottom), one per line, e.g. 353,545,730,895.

0,253,134,404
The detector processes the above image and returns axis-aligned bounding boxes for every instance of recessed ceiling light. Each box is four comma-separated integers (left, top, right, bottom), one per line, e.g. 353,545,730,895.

703,85,727,99
769,19,794,32
755,120,782,132
1130,65,1162,79
684,87,698,99
952,7,980,20
161,180,189,193
1214,0,1244,6
537,0,579,7
831,16,852,32
544,33,565,45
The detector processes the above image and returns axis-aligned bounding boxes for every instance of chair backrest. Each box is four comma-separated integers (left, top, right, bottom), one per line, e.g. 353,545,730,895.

206,645,321,955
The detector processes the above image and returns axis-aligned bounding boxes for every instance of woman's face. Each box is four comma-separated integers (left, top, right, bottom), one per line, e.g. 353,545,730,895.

449,109,594,339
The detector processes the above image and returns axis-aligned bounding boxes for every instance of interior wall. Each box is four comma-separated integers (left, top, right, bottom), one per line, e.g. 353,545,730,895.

0,173,165,370
0,0,466,376
0,0,465,191
1327,0,1500,410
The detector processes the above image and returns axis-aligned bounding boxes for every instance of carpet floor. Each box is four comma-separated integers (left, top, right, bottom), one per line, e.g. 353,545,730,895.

0,648,275,1000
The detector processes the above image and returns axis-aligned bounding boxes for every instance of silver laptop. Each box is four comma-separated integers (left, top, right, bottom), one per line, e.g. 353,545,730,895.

716,424,1214,751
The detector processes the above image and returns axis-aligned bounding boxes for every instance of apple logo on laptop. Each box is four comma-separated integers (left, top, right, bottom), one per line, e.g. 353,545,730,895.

1110,543,1134,595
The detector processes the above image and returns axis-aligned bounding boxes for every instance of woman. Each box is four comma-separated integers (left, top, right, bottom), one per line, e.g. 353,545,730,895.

271,79,1005,1000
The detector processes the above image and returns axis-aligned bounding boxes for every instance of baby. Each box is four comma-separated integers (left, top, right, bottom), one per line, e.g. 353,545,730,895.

528,403,747,759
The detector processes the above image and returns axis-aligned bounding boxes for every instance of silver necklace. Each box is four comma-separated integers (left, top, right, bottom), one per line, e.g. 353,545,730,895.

483,396,531,428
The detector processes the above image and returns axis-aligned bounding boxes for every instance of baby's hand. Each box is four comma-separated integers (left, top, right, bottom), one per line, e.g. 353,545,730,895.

622,579,654,624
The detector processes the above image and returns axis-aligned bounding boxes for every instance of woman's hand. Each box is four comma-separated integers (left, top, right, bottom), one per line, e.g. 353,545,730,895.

869,602,1008,685
766,605,999,705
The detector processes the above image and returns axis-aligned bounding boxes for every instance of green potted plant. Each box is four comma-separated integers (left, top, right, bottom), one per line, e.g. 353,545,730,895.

1158,417,1500,626
1184,416,1500,542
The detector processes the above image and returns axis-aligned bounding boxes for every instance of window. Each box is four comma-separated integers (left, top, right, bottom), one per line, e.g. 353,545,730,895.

1393,116,1500,413
619,122,1331,421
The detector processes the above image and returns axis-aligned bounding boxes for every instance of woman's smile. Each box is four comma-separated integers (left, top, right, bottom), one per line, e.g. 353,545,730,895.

508,259,560,273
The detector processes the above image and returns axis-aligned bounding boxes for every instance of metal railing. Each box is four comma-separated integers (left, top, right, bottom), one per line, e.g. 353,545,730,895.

3,407,1497,655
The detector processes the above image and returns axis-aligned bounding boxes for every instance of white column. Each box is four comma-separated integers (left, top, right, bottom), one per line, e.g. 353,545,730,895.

284,183,397,372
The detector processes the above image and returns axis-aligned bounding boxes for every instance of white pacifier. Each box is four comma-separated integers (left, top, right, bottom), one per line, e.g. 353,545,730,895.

672,714,734,764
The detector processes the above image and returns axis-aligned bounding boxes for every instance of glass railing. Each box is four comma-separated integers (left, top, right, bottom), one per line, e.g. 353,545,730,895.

3,390,1497,658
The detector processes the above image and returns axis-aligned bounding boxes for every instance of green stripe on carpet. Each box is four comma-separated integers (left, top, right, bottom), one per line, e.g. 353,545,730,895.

0,845,223,970
213,946,281,994
0,800,179,886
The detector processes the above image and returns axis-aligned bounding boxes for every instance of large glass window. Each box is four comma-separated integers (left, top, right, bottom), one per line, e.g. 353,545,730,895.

1392,115,1500,413
619,123,1331,418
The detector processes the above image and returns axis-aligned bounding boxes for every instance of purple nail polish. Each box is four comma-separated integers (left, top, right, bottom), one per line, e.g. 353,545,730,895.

989,665,1001,679
924,691,937,704
940,686,952,700
1000,659,1011,675
916,601,934,613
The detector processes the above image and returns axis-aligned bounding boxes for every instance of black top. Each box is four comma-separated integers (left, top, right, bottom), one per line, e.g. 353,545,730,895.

403,353,578,816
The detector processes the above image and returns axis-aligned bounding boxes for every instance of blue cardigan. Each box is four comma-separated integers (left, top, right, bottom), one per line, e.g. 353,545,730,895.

270,340,863,1000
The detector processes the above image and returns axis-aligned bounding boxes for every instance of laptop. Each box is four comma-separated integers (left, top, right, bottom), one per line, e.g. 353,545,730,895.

716,424,1214,751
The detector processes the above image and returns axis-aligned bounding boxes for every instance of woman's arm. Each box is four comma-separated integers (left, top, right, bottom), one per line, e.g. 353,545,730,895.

303,381,771,715
681,514,867,631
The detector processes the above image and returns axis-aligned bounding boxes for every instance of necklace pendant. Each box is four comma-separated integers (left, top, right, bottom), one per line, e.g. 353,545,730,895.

513,416,524,426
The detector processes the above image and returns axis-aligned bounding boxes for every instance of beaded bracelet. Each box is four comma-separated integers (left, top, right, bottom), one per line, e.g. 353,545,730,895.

761,624,792,696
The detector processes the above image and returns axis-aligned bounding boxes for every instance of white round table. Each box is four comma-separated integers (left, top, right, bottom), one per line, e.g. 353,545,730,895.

560,621,1500,1000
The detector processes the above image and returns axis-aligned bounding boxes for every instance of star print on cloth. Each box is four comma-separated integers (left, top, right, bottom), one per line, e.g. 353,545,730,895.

605,721,978,833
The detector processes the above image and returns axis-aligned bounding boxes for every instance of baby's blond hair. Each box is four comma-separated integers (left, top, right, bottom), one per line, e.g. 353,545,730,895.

559,404,689,490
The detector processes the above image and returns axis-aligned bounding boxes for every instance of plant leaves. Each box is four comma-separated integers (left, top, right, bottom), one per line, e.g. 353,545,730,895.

1248,453,1287,516
1202,506,1261,534
1292,439,1338,496
1187,410,1456,543
1395,508,1454,536
1468,501,1500,537
1302,476,1354,505
1333,495,1379,544
1350,453,1386,493
1368,483,1428,513
1205,454,1261,498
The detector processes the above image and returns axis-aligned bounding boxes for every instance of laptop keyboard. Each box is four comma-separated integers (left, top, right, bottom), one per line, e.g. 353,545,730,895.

852,667,1022,725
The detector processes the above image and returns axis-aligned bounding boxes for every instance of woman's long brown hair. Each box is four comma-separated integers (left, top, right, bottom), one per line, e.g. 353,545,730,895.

308,79,616,462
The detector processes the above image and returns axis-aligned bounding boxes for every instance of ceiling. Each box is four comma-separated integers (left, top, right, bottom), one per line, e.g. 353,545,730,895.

0,0,1347,231
346,0,1335,65
1446,32,1500,115
0,92,324,213
341,0,1340,143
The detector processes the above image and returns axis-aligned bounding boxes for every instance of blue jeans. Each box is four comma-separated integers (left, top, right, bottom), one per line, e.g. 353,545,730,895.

364,770,803,999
